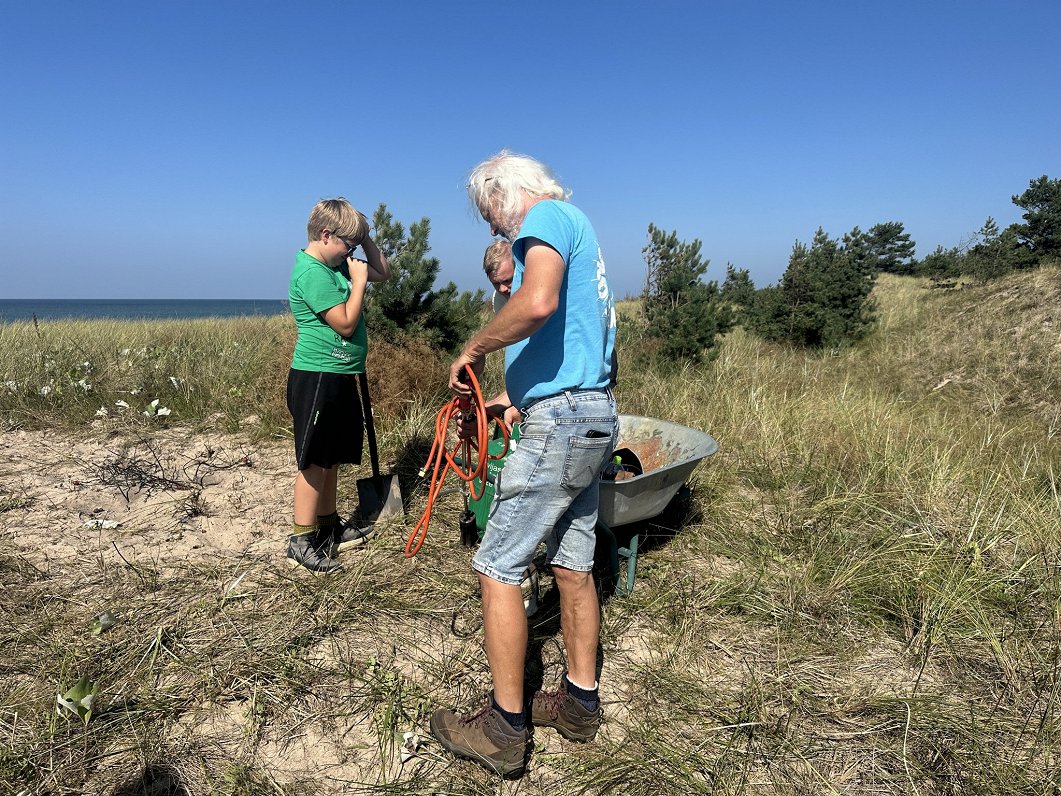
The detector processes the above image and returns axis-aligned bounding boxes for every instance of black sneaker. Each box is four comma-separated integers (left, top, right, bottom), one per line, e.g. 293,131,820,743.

531,679,601,742
286,531,342,574
429,694,530,778
332,520,375,553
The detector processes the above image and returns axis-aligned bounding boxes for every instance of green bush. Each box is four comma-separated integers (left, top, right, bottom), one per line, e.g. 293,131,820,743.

640,224,732,366
748,227,877,348
720,263,756,321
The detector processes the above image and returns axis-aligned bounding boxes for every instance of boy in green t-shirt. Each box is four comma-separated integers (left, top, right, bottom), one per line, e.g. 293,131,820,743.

286,198,390,573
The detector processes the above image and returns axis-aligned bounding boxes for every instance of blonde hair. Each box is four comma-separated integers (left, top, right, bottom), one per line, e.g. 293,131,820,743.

307,198,369,244
467,150,570,227
482,239,512,278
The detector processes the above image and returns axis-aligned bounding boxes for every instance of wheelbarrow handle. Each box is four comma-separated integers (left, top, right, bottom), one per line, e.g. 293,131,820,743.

358,371,382,480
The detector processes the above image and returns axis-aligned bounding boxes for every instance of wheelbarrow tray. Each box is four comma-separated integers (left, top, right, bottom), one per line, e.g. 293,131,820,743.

598,415,719,528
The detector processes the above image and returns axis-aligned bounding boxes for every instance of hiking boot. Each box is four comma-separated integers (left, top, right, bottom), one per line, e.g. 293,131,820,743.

429,695,530,778
531,680,602,742
286,531,342,574
331,520,375,554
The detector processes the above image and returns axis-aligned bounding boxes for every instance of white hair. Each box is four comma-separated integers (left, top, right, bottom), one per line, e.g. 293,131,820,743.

466,150,570,228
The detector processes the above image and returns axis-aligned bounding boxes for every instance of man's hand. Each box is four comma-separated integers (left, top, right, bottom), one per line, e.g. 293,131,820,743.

501,405,522,429
449,348,485,396
455,400,519,439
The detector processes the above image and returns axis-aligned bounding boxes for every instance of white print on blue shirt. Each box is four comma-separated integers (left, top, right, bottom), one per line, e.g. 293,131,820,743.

596,246,617,329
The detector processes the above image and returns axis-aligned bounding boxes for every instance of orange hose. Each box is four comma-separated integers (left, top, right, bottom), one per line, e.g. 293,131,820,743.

404,365,510,558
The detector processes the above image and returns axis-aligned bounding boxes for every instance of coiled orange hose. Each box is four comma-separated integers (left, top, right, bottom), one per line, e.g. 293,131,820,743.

404,365,510,558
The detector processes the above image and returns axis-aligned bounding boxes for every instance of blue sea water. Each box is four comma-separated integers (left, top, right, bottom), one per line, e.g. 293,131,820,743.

0,299,289,323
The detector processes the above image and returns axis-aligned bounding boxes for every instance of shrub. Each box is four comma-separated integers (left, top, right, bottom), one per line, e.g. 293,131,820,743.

641,224,733,365
720,263,756,321
747,227,877,348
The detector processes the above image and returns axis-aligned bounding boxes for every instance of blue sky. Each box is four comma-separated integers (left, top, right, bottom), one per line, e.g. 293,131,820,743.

2,1,1059,300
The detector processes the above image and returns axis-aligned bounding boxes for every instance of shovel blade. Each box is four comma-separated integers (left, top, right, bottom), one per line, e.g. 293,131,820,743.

357,475,403,524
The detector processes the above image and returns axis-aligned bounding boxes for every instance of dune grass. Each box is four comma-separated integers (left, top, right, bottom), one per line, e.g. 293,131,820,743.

1,268,1059,794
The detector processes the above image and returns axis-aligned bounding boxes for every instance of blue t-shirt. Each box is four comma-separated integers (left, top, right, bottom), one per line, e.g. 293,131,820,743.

506,200,617,407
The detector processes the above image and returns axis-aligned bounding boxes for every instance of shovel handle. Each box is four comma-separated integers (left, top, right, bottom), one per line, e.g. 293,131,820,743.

358,372,382,479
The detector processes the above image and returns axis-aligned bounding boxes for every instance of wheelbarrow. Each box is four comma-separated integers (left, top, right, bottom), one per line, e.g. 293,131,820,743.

597,415,719,595
466,414,719,596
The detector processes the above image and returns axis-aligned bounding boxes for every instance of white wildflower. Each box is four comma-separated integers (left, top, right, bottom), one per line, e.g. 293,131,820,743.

76,379,92,392
95,406,108,417
130,388,141,395
39,385,52,397
156,406,172,417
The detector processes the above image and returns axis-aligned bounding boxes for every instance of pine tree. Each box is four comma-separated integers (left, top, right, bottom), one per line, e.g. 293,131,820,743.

720,263,756,317
867,222,916,275
1012,175,1061,258
748,228,877,348
842,226,873,275
364,204,485,352
641,224,732,365
963,216,1037,281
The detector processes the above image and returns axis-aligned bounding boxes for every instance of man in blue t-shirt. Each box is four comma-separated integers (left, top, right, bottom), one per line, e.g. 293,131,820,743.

430,152,618,778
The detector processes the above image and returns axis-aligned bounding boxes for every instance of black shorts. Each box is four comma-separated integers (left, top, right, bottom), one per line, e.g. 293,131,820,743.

287,369,364,471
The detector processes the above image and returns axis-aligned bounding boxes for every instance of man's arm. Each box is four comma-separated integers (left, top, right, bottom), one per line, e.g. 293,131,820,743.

449,238,565,392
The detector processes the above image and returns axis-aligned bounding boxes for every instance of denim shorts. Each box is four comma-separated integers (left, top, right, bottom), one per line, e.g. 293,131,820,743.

472,388,618,585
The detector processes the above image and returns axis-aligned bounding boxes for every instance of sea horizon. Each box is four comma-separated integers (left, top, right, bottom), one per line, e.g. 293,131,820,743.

0,298,290,323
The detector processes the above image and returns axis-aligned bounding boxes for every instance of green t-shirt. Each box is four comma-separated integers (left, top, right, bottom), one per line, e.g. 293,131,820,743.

288,249,367,373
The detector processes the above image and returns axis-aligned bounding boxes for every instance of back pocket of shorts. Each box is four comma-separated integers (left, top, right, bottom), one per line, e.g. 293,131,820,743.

561,434,612,491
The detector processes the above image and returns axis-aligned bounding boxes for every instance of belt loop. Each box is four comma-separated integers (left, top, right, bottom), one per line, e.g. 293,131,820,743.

564,390,576,410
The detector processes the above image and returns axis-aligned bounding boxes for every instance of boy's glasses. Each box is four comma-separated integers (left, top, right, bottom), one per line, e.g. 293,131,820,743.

328,230,360,255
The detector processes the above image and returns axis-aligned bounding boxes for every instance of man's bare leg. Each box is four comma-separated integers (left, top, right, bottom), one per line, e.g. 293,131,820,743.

479,572,528,713
551,566,599,687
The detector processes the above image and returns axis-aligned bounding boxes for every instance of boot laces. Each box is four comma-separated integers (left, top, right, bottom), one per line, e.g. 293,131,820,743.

535,688,567,719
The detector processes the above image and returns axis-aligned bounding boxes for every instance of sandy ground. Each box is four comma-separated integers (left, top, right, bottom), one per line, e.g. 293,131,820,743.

1,424,943,794
1,424,706,792
0,423,292,568
0,424,413,791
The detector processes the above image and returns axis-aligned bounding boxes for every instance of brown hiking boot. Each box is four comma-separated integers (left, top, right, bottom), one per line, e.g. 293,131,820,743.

429,695,530,778
531,681,602,742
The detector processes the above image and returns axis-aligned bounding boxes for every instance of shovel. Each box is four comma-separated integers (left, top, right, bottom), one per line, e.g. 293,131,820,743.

355,371,403,525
